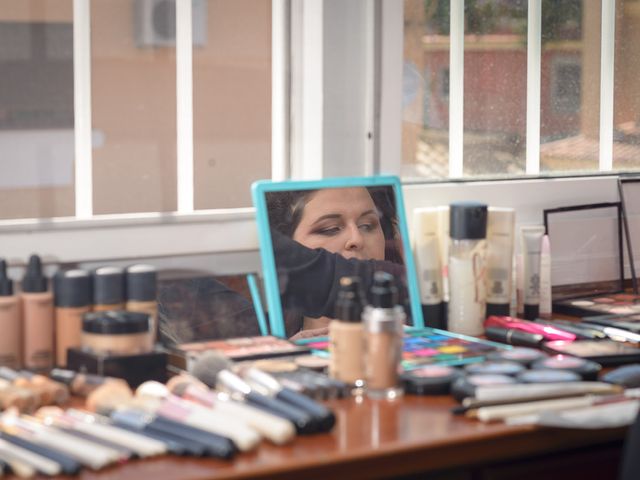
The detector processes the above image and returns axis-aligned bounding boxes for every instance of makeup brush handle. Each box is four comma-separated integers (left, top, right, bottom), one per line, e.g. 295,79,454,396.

245,391,315,434
275,388,336,432
0,433,81,475
216,400,296,445
152,416,236,459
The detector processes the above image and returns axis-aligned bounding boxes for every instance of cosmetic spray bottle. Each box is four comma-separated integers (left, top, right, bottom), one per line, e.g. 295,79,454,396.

0,259,21,369
329,276,365,387
54,269,92,366
92,267,125,312
21,255,54,371
125,265,158,343
363,272,405,400
447,202,488,336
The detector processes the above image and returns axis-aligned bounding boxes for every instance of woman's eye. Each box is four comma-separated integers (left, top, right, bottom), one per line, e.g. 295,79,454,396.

314,226,341,236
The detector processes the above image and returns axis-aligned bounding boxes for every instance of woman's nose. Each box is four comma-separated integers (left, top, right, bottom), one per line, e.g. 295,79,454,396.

345,224,364,251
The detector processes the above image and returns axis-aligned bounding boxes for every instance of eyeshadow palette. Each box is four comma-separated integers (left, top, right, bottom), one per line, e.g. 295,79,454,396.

169,336,312,370
295,327,510,371
552,292,640,318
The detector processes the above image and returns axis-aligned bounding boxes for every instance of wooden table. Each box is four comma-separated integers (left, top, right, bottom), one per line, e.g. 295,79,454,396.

66,393,626,480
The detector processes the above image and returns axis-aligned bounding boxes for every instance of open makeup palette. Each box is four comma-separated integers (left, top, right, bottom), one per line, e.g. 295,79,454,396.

295,327,510,371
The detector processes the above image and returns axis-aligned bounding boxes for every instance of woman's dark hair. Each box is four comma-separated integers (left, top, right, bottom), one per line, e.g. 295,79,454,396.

266,186,404,264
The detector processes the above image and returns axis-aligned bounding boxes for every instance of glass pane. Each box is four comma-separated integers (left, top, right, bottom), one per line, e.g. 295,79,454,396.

193,0,271,209
613,0,640,172
402,0,450,179
91,0,177,215
540,0,598,173
0,0,75,220
463,0,527,176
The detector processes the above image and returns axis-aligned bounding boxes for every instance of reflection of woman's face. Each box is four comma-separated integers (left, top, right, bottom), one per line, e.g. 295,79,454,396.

292,187,386,261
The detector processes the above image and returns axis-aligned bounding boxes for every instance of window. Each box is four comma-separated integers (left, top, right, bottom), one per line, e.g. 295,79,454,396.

0,1,75,219
0,0,272,220
401,0,640,179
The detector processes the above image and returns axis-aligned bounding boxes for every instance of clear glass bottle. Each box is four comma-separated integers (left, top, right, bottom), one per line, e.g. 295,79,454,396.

364,272,404,400
447,202,488,336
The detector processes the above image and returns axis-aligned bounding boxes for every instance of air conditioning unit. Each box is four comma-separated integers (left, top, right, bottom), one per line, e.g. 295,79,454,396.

134,0,207,48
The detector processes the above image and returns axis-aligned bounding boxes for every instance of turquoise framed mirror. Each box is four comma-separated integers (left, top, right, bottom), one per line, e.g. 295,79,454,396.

252,175,424,338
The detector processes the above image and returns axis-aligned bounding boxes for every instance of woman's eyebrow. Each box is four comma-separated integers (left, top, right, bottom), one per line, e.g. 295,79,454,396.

358,209,377,220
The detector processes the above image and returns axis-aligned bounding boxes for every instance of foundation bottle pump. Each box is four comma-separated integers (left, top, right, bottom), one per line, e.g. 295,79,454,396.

329,276,366,386
0,259,21,369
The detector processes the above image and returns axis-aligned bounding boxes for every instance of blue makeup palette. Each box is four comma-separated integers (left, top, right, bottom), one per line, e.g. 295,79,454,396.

295,327,510,371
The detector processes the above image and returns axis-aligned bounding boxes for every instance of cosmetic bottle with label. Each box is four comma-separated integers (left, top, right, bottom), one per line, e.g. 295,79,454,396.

329,276,365,387
21,255,54,371
363,272,405,400
0,259,21,369
92,267,125,311
486,208,515,317
54,269,92,366
125,264,158,342
448,202,488,336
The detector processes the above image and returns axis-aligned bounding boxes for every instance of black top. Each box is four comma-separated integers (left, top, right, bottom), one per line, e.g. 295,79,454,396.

54,270,92,307
83,310,150,334
0,259,13,296
450,201,488,240
126,265,157,302
92,267,125,305
271,229,409,336
21,254,48,293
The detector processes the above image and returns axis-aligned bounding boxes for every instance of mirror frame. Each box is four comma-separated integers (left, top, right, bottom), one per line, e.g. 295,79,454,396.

252,175,424,338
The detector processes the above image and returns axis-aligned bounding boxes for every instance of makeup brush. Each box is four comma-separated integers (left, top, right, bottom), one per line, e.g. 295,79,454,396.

190,351,317,434
1,413,119,470
240,366,336,431
0,431,81,475
168,376,296,445
0,445,37,478
135,381,261,452
109,407,234,459
50,368,130,398
18,371,69,405
0,437,61,476
0,380,39,413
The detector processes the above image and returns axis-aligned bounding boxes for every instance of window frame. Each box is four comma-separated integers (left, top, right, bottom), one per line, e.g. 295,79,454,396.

0,0,629,269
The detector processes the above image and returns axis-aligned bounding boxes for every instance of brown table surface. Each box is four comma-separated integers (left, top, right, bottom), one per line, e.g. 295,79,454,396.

58,392,627,480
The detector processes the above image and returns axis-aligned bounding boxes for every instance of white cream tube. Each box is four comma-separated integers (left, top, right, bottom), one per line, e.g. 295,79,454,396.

412,208,444,325
520,226,545,320
486,208,515,316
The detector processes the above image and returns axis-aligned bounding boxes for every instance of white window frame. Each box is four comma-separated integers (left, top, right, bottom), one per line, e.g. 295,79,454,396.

0,0,631,279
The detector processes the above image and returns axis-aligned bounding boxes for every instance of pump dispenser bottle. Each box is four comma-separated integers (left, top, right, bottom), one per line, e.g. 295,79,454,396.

0,259,21,369
329,276,366,386
363,271,405,400
21,255,54,371
447,202,488,336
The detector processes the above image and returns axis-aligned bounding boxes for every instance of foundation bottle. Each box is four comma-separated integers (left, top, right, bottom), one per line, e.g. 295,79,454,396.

54,269,92,366
92,267,125,311
329,276,365,387
0,259,21,369
447,202,488,337
81,310,153,356
363,272,405,400
125,264,158,343
21,255,54,371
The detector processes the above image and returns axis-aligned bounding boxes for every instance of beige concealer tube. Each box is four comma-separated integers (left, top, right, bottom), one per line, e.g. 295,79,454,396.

54,269,93,366
92,266,125,311
125,264,158,343
21,255,54,371
0,259,21,369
